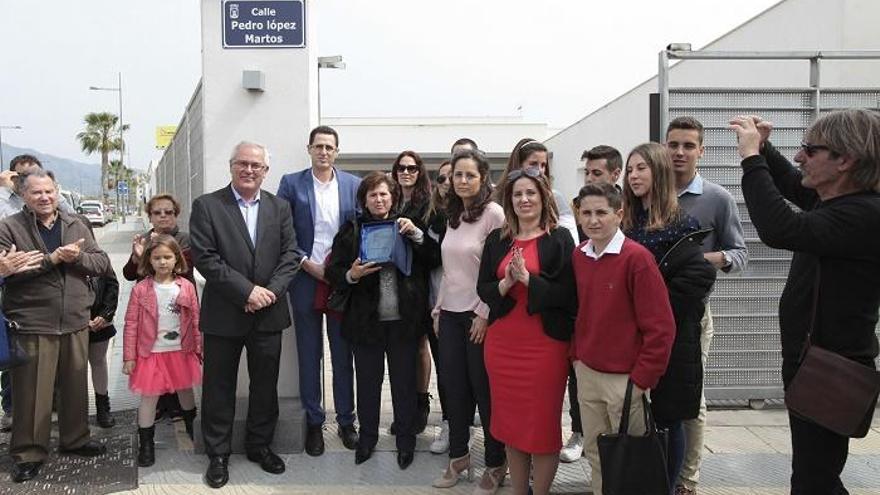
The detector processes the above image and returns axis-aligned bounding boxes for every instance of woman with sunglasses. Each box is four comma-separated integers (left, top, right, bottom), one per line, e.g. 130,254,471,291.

622,142,716,493
424,159,453,454
477,168,575,495
390,151,436,437
432,149,507,494
122,193,195,423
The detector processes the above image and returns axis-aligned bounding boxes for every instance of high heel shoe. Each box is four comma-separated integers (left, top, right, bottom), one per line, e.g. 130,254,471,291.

472,461,508,495
431,453,473,488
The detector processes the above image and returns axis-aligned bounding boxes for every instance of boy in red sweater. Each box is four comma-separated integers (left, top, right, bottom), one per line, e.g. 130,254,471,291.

572,183,675,495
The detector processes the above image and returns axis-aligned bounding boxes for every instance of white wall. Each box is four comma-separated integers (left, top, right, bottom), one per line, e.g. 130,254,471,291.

546,0,880,203
324,116,550,155
200,0,318,196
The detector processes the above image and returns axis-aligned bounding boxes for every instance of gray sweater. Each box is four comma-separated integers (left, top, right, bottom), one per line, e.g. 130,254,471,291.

677,174,748,273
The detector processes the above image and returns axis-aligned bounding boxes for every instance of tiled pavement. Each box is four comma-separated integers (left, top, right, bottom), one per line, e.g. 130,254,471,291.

39,219,880,493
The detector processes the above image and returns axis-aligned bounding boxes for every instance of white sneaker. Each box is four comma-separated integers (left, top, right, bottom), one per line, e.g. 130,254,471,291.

430,420,450,454
0,411,11,430
559,432,584,463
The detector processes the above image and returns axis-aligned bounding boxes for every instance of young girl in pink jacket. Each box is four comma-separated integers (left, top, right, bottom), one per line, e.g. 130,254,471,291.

123,234,202,468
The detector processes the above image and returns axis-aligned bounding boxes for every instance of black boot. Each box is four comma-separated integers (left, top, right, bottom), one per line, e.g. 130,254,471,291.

415,393,430,434
95,393,115,428
181,408,197,440
138,426,155,467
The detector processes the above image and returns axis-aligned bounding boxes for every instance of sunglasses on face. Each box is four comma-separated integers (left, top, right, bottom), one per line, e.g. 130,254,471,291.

396,165,419,174
507,166,542,181
800,141,836,158
151,209,175,216
436,175,449,185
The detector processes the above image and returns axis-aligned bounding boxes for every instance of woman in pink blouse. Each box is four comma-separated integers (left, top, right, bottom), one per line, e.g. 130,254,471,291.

432,149,508,494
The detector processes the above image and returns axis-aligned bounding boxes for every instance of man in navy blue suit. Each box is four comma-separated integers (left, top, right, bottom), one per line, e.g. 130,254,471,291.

277,126,361,456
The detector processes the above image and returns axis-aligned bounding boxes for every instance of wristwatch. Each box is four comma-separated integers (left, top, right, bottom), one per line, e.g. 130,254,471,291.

722,251,733,269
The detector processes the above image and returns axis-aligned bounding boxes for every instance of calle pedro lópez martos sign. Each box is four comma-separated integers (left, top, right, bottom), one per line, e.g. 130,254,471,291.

223,0,305,48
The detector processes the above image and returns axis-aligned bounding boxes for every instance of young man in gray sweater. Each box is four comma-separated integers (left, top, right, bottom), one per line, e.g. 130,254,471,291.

666,116,748,495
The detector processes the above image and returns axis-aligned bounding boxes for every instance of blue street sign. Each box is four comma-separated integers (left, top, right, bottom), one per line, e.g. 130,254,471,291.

223,1,305,48
117,180,128,194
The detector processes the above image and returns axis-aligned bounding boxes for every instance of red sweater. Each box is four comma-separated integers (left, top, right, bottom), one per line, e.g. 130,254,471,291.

572,238,675,390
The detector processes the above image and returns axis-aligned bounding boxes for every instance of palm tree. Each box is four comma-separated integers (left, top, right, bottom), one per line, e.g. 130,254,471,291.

76,112,121,203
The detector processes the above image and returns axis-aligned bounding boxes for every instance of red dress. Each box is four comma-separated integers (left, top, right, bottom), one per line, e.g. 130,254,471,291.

484,235,570,454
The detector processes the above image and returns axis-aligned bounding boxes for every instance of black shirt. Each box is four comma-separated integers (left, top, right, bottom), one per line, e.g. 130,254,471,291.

37,215,63,253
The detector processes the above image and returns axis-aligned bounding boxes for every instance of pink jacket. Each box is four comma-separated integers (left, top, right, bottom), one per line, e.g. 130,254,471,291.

123,276,202,361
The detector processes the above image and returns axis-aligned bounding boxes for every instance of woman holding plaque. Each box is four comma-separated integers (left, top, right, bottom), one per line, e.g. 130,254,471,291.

431,149,508,494
326,172,439,470
476,169,575,495
390,150,435,435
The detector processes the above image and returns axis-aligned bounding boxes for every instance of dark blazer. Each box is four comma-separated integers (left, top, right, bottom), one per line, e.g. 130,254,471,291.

651,228,716,422
325,213,440,345
476,227,576,342
189,185,302,337
276,168,360,301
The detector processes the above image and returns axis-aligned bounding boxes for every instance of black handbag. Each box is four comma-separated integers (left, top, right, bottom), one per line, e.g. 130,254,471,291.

597,380,669,495
785,265,880,438
0,318,30,371
325,217,359,314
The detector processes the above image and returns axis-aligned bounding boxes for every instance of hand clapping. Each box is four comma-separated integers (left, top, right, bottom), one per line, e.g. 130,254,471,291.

0,244,44,277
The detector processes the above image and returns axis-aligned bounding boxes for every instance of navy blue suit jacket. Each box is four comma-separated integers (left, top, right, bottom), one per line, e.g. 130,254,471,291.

277,168,361,302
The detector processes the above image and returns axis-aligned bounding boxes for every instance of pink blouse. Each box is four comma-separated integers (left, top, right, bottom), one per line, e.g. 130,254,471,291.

437,202,505,319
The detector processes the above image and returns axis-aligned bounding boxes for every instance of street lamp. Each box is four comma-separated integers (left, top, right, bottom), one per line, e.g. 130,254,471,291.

90,72,126,223
317,56,346,125
0,125,23,169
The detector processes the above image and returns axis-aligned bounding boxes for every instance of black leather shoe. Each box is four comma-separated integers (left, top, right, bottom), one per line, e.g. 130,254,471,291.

59,440,106,457
354,444,373,465
204,455,229,489
11,462,42,483
397,450,414,470
338,424,358,450
246,447,285,474
305,425,325,457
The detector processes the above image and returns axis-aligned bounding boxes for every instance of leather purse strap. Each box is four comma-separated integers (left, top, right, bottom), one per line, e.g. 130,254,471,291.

801,263,822,356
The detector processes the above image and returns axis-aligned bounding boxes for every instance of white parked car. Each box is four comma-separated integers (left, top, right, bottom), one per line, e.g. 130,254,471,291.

81,205,106,226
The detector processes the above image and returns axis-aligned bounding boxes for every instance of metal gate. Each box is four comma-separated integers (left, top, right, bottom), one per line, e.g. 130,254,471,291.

658,49,880,401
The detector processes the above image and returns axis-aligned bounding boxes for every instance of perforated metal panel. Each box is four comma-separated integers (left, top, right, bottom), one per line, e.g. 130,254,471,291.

156,81,204,226
669,86,880,401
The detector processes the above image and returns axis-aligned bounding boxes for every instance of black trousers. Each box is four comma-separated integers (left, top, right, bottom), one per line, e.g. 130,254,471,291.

438,310,505,468
425,321,449,421
789,412,850,494
567,363,582,434
201,331,282,456
353,321,418,452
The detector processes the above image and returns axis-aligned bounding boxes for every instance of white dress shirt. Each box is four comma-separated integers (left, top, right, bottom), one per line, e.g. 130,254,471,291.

310,169,340,264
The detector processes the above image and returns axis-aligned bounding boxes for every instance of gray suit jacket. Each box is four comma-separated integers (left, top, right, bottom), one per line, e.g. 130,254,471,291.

189,185,301,336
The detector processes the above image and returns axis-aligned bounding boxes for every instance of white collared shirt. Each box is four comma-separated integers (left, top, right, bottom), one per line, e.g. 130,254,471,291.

678,173,704,197
230,185,261,245
581,228,625,260
311,169,340,264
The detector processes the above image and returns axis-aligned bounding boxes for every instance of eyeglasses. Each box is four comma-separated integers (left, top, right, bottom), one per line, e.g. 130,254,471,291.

800,141,836,158
231,160,267,171
309,144,337,152
396,165,419,174
507,167,542,181
150,209,175,216
436,175,449,185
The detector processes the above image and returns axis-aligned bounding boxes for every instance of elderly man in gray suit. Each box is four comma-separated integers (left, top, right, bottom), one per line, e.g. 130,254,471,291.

190,141,302,489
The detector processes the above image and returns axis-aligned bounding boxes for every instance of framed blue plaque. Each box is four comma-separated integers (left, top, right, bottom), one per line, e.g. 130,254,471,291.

360,220,397,264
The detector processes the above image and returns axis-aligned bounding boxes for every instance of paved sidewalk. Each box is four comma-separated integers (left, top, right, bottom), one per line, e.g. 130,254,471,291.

89,219,880,494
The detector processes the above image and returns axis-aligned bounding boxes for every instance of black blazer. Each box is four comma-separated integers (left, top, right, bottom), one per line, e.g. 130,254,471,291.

190,185,302,337
477,227,576,342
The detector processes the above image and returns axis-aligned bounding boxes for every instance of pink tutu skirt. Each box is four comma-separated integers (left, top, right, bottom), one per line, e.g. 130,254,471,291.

129,351,202,396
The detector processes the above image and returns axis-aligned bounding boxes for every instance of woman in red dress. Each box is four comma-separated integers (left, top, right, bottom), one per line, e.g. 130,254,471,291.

477,169,577,495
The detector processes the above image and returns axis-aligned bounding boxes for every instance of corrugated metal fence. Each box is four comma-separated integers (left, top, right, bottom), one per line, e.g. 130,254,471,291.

155,80,204,228
668,87,880,401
